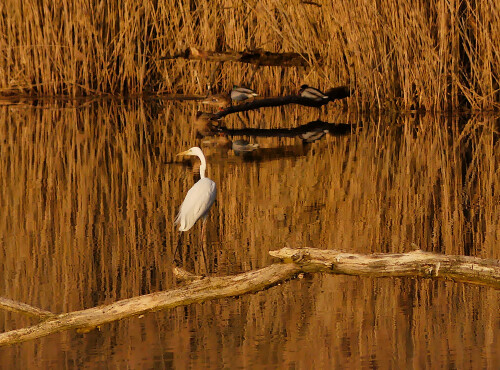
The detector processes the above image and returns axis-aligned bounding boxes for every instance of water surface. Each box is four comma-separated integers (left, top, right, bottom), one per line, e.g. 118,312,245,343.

0,100,498,368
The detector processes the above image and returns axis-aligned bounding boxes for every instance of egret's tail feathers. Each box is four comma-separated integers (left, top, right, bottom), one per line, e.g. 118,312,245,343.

174,212,184,231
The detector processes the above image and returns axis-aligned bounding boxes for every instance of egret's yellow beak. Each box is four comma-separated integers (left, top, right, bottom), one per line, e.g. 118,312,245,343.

176,150,190,156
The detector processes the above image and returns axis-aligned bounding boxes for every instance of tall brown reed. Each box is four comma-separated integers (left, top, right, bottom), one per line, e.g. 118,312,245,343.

1,0,499,110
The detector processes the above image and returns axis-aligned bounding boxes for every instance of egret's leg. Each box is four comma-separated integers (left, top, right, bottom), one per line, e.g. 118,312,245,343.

199,217,209,274
173,232,183,265
201,217,207,241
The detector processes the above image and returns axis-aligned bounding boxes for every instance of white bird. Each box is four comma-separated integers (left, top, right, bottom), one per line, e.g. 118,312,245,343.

299,84,329,101
174,147,217,237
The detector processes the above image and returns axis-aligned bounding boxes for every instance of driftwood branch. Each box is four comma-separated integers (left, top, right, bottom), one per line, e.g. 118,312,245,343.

1,248,498,346
212,86,351,119
161,47,321,67
0,264,301,346
270,248,500,288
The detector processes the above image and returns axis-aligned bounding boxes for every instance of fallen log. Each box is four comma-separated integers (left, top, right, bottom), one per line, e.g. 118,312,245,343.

212,86,351,119
0,264,301,346
0,248,498,346
270,248,500,288
161,47,321,67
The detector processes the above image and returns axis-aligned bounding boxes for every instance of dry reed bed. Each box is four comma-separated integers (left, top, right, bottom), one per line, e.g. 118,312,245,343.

1,0,499,110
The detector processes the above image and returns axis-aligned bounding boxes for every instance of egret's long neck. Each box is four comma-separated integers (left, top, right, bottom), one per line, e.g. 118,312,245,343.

198,153,207,179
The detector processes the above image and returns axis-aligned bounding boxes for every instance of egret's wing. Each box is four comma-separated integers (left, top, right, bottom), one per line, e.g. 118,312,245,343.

175,178,216,231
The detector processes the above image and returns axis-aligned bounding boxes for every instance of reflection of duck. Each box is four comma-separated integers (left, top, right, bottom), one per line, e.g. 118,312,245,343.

200,133,232,151
216,133,233,149
299,84,329,101
230,86,258,102
232,139,259,154
299,128,328,143
194,111,219,137
200,135,259,156
201,93,231,109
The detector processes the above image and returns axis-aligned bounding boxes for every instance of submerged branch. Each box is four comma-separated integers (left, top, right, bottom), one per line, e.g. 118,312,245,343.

0,297,55,319
161,47,321,67
1,248,498,346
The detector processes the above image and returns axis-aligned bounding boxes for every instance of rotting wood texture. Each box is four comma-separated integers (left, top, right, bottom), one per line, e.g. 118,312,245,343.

1,248,498,346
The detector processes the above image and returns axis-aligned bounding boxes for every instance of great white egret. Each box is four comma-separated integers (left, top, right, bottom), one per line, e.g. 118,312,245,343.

230,86,258,102
299,84,329,101
175,147,217,238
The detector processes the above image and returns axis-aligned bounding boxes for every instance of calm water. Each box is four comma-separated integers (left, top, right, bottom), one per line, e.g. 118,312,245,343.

0,99,499,368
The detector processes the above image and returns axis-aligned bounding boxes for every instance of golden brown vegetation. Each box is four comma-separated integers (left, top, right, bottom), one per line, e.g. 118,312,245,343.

1,0,499,110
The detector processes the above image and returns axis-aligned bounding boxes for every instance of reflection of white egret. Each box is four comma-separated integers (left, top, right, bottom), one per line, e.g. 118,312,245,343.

175,147,216,240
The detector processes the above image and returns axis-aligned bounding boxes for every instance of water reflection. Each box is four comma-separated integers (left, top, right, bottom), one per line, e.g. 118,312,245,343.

0,100,498,368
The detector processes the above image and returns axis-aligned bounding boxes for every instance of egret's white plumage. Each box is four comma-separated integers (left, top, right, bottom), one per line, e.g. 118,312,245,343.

175,177,216,231
174,147,217,232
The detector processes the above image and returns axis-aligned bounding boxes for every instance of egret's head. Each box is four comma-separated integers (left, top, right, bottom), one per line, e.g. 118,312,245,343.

176,147,203,157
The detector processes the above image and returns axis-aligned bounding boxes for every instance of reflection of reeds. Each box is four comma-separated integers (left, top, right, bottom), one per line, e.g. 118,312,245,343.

1,1,499,110
0,102,498,366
